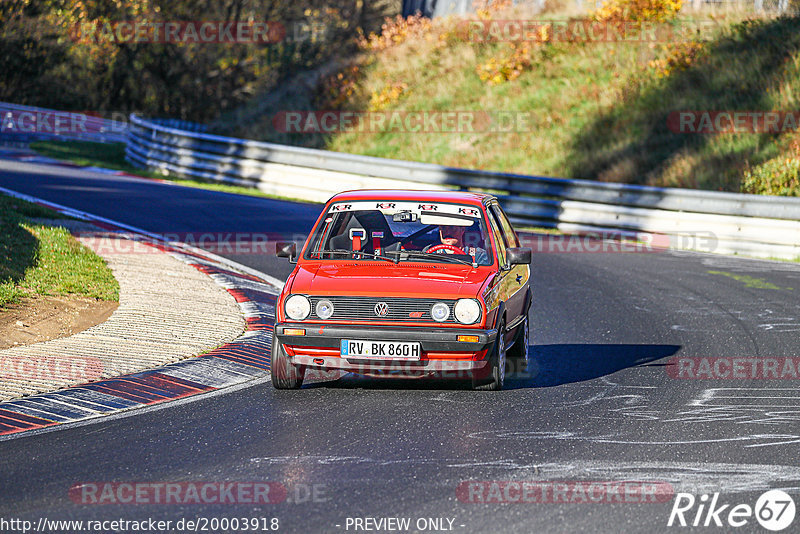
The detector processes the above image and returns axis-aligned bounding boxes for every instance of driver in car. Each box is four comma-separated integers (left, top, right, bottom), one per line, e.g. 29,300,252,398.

424,224,488,264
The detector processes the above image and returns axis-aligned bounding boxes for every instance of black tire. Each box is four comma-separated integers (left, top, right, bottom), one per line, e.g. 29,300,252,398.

473,321,506,391
506,316,529,376
271,336,305,389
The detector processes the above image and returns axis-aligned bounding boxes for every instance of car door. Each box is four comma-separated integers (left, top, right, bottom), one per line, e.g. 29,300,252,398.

484,203,514,339
488,202,529,333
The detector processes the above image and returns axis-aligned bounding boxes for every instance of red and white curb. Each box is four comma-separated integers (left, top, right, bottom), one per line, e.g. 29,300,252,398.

0,186,284,439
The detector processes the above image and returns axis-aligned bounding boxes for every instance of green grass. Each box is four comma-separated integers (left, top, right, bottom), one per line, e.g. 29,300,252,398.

30,140,312,203
35,10,800,199
0,193,119,308
569,16,800,191
707,270,793,290
514,225,564,235
218,8,800,196
31,141,141,173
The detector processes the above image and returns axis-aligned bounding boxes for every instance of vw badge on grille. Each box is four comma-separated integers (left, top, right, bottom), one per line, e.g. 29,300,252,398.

374,302,389,317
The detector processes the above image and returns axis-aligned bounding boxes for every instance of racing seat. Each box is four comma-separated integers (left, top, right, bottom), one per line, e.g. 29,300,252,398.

330,227,365,252
329,211,397,253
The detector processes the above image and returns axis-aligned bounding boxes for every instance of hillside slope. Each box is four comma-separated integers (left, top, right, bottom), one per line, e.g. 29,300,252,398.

218,2,800,195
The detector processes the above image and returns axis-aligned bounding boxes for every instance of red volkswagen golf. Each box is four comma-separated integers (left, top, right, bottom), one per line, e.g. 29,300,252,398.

272,190,531,390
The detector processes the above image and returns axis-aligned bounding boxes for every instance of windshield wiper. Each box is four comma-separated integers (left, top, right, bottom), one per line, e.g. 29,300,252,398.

313,249,398,264
386,250,476,268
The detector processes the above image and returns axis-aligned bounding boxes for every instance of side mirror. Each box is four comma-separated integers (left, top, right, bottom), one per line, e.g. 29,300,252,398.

276,241,297,263
506,247,532,265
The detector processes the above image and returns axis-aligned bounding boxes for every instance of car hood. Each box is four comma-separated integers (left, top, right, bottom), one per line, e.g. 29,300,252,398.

289,262,491,299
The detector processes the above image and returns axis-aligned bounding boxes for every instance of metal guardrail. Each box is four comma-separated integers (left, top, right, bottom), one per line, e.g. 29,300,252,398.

0,102,129,144
125,113,800,260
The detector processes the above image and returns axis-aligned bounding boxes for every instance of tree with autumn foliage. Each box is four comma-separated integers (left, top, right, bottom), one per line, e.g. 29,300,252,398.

0,0,400,121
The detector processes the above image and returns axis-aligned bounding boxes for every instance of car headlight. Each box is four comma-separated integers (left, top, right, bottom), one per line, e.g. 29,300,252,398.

285,294,311,320
430,302,450,322
454,299,481,325
315,299,334,320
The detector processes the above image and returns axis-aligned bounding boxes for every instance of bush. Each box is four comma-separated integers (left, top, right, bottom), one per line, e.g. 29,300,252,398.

1,0,396,122
315,65,363,110
357,14,432,52
648,41,705,78
595,0,683,22
475,0,514,21
368,82,408,111
742,140,800,196
476,43,534,85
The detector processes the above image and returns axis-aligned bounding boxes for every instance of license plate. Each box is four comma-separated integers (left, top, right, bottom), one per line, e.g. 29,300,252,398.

340,340,421,360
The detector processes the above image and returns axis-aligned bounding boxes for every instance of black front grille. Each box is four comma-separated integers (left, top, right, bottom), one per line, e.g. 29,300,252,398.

308,296,458,323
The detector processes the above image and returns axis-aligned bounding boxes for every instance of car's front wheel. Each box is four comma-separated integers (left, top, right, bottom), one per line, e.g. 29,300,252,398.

271,336,305,389
473,321,506,391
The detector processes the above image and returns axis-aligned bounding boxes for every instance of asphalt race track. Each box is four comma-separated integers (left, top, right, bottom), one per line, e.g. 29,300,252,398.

2,159,800,533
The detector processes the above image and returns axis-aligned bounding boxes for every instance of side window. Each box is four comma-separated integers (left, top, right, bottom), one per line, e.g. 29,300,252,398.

490,204,520,248
486,208,507,267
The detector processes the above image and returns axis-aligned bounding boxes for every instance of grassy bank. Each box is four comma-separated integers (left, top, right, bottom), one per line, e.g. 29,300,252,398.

33,3,800,197
30,141,147,176
0,194,119,308
217,2,800,195
30,141,310,202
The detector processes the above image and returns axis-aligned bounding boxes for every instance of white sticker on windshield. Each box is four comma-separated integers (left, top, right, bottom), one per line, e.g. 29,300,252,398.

328,201,481,218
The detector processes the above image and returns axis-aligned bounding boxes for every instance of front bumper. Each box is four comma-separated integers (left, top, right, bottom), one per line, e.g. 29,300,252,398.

274,323,497,373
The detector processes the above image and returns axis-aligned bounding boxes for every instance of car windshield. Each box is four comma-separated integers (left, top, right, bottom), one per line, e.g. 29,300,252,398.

304,201,493,266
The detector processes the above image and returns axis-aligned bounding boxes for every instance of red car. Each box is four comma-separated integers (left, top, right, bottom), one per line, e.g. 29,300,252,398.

272,190,531,390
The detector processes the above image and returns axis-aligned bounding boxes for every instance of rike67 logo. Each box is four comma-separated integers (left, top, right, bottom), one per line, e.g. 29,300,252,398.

668,490,796,531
